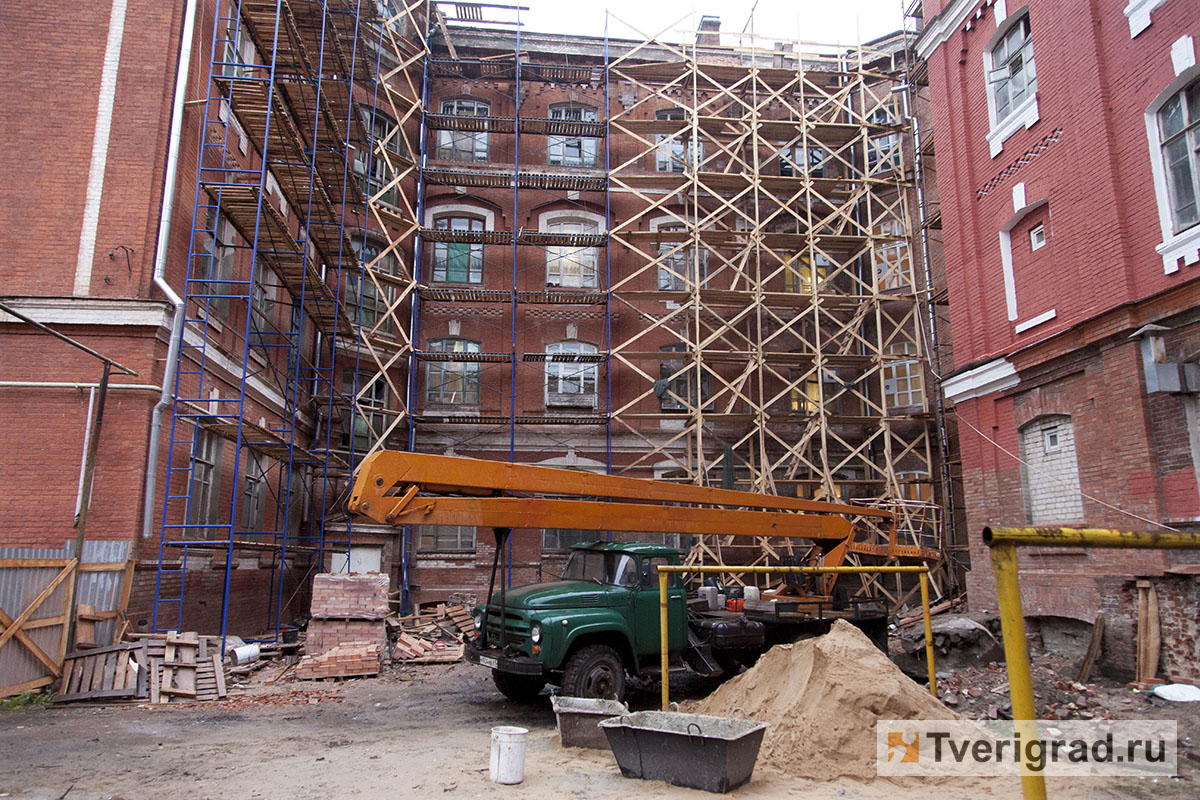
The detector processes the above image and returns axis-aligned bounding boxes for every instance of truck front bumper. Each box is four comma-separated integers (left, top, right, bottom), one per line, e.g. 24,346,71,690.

464,641,544,676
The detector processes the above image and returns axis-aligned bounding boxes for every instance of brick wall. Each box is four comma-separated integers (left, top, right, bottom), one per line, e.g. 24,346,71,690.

1154,574,1200,684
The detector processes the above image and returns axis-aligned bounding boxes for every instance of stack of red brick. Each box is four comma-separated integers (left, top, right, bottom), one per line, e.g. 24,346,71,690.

296,573,389,680
293,642,382,680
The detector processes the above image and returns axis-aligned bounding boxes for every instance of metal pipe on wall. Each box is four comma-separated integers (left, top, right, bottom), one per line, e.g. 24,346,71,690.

142,0,201,540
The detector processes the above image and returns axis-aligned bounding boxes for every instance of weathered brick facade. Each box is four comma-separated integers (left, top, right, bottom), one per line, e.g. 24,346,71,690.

919,0,1200,676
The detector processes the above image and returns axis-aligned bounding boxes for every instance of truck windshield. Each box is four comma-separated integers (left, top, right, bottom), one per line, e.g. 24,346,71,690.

562,551,639,587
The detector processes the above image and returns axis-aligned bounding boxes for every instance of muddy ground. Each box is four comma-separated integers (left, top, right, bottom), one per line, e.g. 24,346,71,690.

2,658,1195,800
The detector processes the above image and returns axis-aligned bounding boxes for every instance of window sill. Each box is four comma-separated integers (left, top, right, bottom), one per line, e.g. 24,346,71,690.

1157,223,1200,274
547,395,598,409
987,94,1039,157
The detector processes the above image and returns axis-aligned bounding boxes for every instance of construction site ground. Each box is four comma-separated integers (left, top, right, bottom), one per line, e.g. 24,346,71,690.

2,656,1196,800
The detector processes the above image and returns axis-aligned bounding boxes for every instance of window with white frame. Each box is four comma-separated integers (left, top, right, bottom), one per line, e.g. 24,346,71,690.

340,370,389,451
349,237,397,334
437,98,490,162
1157,80,1200,235
548,103,599,167
655,107,701,172
1029,222,1046,251
875,220,911,290
780,145,828,178
354,109,403,206
420,524,476,552
250,266,275,349
431,215,485,283
988,16,1037,126
197,207,237,318
188,428,223,536
240,451,268,532
1019,415,1083,524
545,341,598,407
545,219,599,287
426,338,481,405
883,341,924,408
374,0,407,36
655,223,707,290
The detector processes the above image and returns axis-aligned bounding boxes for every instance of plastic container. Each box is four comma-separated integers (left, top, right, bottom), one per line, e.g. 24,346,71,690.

230,643,260,666
489,725,528,784
699,586,719,610
743,586,760,603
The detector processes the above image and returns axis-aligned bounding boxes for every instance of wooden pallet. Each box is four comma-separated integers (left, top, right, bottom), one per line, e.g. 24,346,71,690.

55,641,148,703
143,632,228,703
446,604,475,636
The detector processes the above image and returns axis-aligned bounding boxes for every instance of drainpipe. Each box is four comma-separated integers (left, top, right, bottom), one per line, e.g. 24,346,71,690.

142,0,199,539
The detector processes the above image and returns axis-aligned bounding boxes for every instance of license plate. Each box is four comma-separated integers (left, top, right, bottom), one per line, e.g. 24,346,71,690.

479,656,498,669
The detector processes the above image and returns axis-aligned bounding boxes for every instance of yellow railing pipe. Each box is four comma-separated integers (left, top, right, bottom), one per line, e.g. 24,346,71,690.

654,564,936,710
984,525,1200,800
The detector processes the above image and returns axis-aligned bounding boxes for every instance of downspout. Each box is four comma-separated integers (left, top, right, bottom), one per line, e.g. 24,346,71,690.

142,0,199,539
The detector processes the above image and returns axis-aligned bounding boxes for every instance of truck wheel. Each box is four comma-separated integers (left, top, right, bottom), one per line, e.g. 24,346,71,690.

561,644,625,700
492,670,546,703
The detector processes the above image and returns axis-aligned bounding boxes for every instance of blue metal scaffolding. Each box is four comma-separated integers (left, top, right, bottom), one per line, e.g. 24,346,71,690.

154,0,382,641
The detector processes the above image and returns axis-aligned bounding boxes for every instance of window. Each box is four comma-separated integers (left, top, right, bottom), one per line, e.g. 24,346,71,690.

420,525,476,552
546,341,598,407
341,371,389,451
1029,223,1046,251
221,19,256,77
543,528,596,551
1157,81,1200,234
240,452,268,532
875,220,911,290
657,344,712,411
437,98,490,162
375,0,407,36
196,208,236,318
250,266,275,348
188,428,223,536
349,238,397,334
1020,415,1083,524
432,216,484,283
883,341,924,408
784,254,829,293
545,219,599,288
780,145,828,178
548,103,598,167
867,132,901,174
789,368,841,415
894,470,933,503
655,108,701,172
988,16,1036,125
426,338,481,405
354,110,403,207
655,223,707,290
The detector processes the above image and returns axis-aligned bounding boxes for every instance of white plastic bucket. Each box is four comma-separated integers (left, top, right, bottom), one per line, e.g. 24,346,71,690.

489,725,528,784
744,586,761,603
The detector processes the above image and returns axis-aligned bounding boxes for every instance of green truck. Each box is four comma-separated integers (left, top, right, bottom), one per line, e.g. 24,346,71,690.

466,541,888,701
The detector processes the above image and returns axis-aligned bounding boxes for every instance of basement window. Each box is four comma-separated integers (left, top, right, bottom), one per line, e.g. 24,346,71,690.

1030,223,1046,251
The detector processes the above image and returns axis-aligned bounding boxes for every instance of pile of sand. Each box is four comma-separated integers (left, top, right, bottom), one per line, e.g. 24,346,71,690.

690,618,960,781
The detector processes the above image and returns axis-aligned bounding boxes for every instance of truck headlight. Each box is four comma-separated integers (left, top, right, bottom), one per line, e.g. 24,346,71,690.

474,612,483,632
530,623,541,644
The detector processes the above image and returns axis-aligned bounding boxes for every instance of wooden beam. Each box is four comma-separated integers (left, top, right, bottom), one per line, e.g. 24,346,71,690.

0,559,76,652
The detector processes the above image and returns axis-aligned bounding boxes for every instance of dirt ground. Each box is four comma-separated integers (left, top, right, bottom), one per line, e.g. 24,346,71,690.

1,660,1194,800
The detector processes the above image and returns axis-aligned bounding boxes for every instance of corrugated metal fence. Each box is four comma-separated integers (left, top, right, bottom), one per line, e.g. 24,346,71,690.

0,540,130,696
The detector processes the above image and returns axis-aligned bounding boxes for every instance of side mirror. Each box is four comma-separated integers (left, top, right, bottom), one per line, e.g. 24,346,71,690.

640,560,652,586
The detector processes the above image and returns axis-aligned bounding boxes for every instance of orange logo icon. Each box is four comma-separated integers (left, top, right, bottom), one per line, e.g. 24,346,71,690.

887,731,920,763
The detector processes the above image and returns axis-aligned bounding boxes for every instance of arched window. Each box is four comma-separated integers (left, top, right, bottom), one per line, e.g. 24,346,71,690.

425,338,481,406
437,98,490,162
431,214,485,283
545,218,600,288
545,341,598,407
1019,415,1083,524
548,102,599,167
1156,79,1200,235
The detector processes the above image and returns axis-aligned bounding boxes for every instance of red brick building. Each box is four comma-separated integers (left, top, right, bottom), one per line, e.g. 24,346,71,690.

1,0,944,654
917,0,1200,677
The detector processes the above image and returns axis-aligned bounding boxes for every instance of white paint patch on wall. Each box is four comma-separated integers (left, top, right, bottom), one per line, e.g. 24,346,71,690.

73,0,129,297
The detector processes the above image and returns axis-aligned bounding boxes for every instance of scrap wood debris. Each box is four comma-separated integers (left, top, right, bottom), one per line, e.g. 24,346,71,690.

55,631,229,705
386,600,475,664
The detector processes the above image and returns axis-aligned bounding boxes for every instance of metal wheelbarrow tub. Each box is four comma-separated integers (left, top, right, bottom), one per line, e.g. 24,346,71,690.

551,696,630,749
598,710,768,793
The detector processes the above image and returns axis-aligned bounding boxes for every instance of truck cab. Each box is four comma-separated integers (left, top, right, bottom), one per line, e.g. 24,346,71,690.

467,542,688,701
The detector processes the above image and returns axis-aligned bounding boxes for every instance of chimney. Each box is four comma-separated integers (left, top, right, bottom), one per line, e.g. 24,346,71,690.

696,16,720,46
